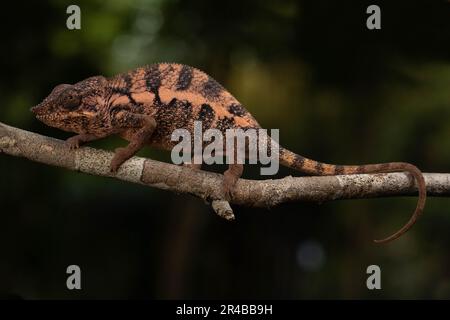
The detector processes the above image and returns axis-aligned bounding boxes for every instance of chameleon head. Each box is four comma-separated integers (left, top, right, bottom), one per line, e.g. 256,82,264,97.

31,76,108,134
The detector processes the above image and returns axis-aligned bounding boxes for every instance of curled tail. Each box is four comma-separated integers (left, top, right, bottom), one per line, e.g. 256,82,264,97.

279,147,426,244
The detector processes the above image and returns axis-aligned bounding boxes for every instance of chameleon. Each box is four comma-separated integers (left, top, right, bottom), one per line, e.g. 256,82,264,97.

31,63,426,244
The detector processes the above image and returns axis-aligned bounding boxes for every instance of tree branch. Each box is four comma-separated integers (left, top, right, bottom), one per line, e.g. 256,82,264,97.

1,121,449,218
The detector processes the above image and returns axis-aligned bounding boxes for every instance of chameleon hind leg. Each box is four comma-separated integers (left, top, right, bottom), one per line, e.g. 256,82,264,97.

110,110,157,172
223,163,244,200
205,147,244,200
222,137,247,200
182,149,243,201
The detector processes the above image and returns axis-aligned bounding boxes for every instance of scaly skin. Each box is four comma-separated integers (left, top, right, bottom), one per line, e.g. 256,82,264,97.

31,63,426,244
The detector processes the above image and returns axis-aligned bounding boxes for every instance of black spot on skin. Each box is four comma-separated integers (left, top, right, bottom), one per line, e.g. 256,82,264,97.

334,165,345,175
125,78,136,104
83,103,98,112
110,86,127,95
80,117,90,131
176,65,193,90
130,103,145,114
110,74,137,105
315,162,324,174
159,64,176,79
111,75,131,94
292,156,305,169
123,74,132,89
227,103,247,117
167,98,177,108
216,116,235,132
145,65,161,94
171,99,192,128
167,98,192,114
177,99,193,114
151,99,194,142
197,104,215,129
201,77,223,99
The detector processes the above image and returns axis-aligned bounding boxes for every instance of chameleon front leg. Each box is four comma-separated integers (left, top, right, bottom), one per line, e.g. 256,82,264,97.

182,155,202,170
66,133,107,149
110,110,157,172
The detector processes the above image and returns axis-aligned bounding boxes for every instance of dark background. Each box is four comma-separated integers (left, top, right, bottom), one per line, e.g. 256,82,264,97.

0,0,449,299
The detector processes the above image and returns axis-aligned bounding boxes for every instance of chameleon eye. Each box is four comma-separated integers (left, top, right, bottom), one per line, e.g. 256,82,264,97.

62,93,81,110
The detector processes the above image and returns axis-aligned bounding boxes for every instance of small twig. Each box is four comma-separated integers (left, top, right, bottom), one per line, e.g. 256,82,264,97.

211,200,235,220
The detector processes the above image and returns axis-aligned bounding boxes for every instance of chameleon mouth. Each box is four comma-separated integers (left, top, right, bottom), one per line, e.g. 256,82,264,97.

30,104,46,116
31,104,52,122
30,106,39,114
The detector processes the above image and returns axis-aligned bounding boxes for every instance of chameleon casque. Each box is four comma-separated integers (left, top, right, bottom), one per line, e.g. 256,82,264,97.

31,63,426,244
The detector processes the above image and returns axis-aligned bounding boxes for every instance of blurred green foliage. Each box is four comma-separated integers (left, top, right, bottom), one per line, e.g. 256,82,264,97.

0,0,449,299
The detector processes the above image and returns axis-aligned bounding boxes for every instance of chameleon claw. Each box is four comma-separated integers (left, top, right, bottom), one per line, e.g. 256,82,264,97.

222,164,242,201
65,137,80,150
222,183,234,202
110,147,128,173
109,159,122,173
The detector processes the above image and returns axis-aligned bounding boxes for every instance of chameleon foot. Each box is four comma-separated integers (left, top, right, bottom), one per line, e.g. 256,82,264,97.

222,164,243,201
65,136,81,150
110,147,128,173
